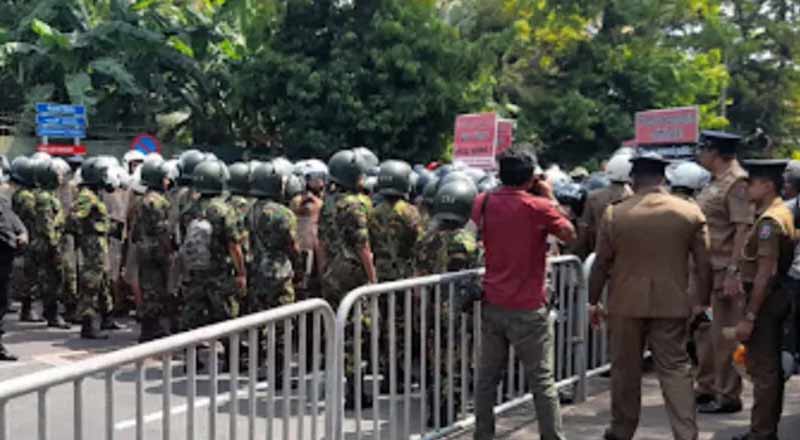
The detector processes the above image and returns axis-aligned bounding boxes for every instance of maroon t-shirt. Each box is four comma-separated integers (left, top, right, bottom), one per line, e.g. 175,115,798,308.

472,188,572,310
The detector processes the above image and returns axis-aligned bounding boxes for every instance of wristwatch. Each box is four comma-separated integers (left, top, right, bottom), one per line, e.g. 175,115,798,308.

745,311,757,322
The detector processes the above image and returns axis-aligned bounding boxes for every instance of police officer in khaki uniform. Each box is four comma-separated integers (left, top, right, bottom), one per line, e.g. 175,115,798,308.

695,131,755,414
576,153,634,258
589,151,712,440
732,160,795,440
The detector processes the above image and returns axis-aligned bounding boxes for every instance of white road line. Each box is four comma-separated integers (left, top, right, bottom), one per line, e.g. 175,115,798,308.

114,381,271,431
0,361,32,370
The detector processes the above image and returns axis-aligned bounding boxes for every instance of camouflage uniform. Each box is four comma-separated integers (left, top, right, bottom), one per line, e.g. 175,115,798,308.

249,199,298,371
68,187,113,319
417,226,481,422
131,190,173,337
369,199,422,281
319,191,374,392
369,198,422,381
32,189,66,319
180,196,244,330
229,194,255,310
12,187,39,304
58,180,78,318
249,200,297,310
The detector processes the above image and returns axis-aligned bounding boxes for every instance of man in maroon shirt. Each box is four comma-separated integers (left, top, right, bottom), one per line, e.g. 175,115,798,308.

471,149,576,440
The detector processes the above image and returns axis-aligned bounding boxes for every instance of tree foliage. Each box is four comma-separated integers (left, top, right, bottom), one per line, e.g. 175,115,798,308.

1,0,799,162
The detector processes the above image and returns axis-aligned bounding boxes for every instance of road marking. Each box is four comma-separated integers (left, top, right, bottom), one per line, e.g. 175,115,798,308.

114,380,271,431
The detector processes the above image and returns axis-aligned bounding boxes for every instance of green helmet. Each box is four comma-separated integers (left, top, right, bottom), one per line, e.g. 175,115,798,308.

33,158,60,190
286,174,305,200
10,156,35,187
328,149,367,191
140,157,167,190
376,160,413,197
228,162,251,196
440,170,473,188
433,179,478,225
192,160,228,195
178,149,205,185
251,162,284,199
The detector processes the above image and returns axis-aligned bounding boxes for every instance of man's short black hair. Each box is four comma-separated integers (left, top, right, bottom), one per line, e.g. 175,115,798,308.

498,148,537,187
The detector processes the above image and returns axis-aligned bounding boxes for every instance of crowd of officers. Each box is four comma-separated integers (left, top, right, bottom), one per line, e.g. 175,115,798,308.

0,131,798,438
583,131,799,440
0,146,489,417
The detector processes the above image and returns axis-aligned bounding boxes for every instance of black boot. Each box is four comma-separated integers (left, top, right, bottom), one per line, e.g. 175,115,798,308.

100,314,124,331
0,344,17,362
63,303,80,324
19,299,44,323
138,319,156,343
45,305,72,329
81,316,109,340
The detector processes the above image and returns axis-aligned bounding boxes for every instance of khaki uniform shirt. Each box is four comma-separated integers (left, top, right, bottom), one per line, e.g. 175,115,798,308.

577,183,633,257
592,187,712,318
695,161,753,287
739,197,795,283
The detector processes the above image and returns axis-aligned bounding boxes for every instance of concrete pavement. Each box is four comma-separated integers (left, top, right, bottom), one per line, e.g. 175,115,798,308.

448,374,800,440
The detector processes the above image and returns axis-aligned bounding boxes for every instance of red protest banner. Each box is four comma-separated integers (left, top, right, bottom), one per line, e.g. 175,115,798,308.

635,106,699,145
496,119,514,155
454,112,498,170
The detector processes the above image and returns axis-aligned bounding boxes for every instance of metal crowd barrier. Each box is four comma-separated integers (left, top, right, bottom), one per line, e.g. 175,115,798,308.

333,255,588,440
583,253,612,377
0,299,337,440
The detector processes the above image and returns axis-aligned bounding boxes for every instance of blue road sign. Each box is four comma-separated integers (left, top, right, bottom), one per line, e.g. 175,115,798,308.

36,116,87,127
35,103,86,116
36,127,86,138
131,134,161,155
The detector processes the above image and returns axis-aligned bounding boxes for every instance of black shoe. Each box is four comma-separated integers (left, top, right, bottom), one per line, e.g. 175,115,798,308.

81,317,109,340
698,400,743,414
0,346,17,362
100,317,124,331
19,302,45,323
695,392,715,405
47,316,72,330
603,430,624,440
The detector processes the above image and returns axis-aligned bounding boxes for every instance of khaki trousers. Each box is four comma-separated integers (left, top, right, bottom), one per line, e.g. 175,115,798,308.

745,287,789,439
609,316,697,440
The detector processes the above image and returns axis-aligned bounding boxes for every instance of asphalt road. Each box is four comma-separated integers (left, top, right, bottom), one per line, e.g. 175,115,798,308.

5,305,799,440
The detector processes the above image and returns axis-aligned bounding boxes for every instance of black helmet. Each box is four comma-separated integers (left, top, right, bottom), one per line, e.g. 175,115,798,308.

80,157,115,188
140,157,167,190
439,170,473,188
10,156,35,187
376,160,413,197
178,149,205,185
33,158,60,190
554,182,588,217
228,162,252,196
414,168,435,196
251,162,284,199
286,174,306,200
421,177,440,207
328,149,367,191
353,147,379,170
584,172,611,192
434,164,455,178
192,160,228,195
433,179,478,225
